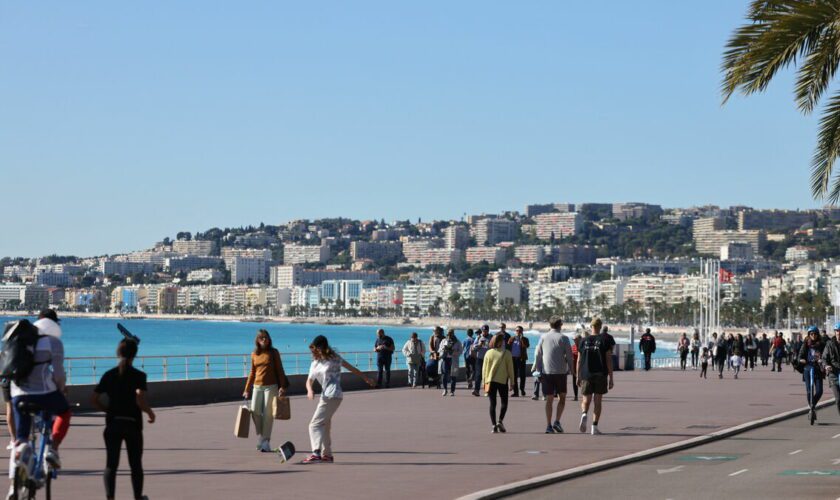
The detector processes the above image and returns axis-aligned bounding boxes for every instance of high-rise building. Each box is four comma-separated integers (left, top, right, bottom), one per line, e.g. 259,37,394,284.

172,240,217,256
444,225,470,250
534,213,582,240
514,245,545,265
465,247,506,265
283,244,330,265
611,203,663,221
230,256,269,284
471,219,518,246
693,217,764,255
350,241,403,263
270,265,379,289
402,238,445,262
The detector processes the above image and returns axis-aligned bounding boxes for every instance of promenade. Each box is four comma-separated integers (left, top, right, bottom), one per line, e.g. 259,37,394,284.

0,368,820,499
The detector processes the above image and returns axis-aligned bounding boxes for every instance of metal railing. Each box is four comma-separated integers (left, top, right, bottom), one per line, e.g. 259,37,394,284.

633,356,682,369
65,351,409,385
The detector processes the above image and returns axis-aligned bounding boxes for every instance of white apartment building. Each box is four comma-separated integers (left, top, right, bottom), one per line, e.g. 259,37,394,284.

172,240,217,256
283,244,330,265
359,285,403,311
350,241,402,263
401,238,445,262
465,247,506,265
514,245,545,265
471,219,518,246
230,256,269,284
444,225,470,250
187,269,223,283
269,265,379,288
785,246,813,262
534,212,582,240
221,248,272,269
416,249,463,267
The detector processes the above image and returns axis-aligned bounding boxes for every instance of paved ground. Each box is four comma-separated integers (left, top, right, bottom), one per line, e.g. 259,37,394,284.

514,395,840,500
0,366,820,499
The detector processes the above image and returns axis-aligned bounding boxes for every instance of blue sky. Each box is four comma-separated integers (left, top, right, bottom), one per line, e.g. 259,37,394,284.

0,1,825,257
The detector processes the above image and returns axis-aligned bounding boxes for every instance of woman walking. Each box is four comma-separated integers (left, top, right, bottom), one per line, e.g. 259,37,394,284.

690,331,701,370
482,334,514,434
678,333,690,371
303,335,376,463
731,334,745,379
715,334,728,379
401,333,425,388
243,329,289,452
571,333,581,401
91,338,155,500
799,326,825,425
438,329,463,396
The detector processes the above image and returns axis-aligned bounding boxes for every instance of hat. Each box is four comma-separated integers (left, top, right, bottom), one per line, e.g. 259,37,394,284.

38,309,59,323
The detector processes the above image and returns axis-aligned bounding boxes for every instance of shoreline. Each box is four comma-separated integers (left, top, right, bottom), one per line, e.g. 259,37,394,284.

0,310,759,342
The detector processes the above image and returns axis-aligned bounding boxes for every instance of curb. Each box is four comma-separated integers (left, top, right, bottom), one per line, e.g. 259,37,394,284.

457,398,837,500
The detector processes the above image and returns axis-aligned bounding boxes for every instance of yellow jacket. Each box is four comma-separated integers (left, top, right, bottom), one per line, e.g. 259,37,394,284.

482,348,514,385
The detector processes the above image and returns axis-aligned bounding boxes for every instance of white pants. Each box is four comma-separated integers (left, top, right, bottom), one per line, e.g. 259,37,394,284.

251,384,278,439
309,398,342,456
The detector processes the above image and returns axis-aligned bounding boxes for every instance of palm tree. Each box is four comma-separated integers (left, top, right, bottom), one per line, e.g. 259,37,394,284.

723,1,840,201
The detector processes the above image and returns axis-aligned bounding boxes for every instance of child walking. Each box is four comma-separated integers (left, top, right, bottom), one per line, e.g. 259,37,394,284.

700,347,710,379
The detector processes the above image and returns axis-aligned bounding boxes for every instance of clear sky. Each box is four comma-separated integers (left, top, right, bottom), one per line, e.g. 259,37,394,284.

0,1,824,258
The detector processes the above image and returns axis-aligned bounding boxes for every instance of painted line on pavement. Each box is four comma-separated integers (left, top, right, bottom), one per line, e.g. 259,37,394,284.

789,449,802,455
458,398,836,500
729,469,748,477
832,433,840,439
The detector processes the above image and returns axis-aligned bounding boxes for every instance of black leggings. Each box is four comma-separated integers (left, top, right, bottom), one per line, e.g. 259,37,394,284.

488,382,509,426
104,420,144,500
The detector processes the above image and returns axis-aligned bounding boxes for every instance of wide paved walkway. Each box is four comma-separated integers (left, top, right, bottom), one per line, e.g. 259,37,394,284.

513,397,840,500
0,367,817,499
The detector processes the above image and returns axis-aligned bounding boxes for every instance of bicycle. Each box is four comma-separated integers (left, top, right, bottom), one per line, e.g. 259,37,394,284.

11,401,57,500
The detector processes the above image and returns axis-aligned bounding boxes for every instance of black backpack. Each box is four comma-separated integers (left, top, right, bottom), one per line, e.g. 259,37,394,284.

0,320,44,384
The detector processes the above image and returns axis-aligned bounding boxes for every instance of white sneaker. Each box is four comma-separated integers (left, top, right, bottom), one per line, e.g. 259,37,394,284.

591,425,602,435
45,448,61,469
442,390,448,396
579,413,588,433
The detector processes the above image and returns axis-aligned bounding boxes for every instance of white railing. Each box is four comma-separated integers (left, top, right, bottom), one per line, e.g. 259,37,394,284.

633,356,682,369
65,351,408,385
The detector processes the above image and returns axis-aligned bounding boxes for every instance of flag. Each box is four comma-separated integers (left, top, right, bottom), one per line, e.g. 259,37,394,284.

719,268,734,283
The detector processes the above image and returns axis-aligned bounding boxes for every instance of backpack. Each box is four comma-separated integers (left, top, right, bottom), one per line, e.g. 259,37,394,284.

0,320,45,384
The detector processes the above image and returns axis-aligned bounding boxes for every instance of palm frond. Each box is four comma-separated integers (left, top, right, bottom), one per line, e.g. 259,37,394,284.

721,0,838,104
795,8,840,113
810,89,840,200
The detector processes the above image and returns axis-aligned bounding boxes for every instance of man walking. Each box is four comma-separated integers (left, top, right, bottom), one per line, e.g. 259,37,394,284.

578,318,614,435
533,316,574,433
508,326,530,397
463,329,476,390
639,328,656,371
374,329,395,388
471,325,491,396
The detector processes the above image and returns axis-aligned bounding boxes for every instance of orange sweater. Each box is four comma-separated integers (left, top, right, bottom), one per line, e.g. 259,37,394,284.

245,349,289,391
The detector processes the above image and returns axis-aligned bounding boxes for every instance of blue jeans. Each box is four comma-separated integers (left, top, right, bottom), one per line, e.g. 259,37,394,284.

442,358,456,392
406,363,419,387
12,391,70,442
473,358,484,392
377,356,392,387
804,365,823,408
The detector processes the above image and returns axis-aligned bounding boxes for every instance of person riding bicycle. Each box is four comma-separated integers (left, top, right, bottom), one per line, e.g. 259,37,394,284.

7,310,71,498
798,326,825,425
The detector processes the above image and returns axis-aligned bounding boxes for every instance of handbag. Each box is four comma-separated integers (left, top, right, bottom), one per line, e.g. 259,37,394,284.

234,400,251,438
273,396,291,420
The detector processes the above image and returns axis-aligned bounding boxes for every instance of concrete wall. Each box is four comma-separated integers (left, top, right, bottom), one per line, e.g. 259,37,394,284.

67,368,432,412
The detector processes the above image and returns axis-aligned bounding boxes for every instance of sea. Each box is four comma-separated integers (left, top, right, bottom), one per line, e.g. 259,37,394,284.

0,316,678,384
